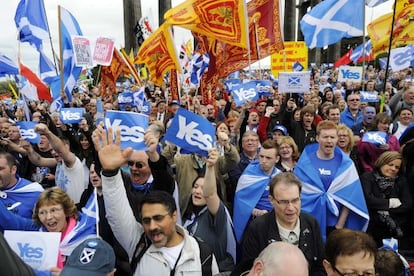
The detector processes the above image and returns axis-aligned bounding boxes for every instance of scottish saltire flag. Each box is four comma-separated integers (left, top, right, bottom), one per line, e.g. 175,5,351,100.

294,143,369,241
82,188,99,224
105,110,148,151
50,96,64,113
365,0,390,7
379,57,388,70
57,212,97,256
362,131,388,146
164,108,215,157
60,6,83,101
389,44,414,71
0,53,19,76
350,40,373,64
16,121,41,144
230,81,260,107
0,177,43,220
233,161,281,242
300,0,363,49
39,50,58,84
59,108,83,124
14,0,49,51
190,52,210,85
293,61,304,72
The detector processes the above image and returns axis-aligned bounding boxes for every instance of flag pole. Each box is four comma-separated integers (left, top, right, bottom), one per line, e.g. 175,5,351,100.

253,19,262,79
381,0,398,112
242,0,252,72
58,6,64,97
362,0,366,70
41,0,59,75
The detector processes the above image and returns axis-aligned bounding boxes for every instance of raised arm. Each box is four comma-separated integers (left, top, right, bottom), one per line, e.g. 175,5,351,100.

20,139,57,168
35,123,76,168
204,148,220,216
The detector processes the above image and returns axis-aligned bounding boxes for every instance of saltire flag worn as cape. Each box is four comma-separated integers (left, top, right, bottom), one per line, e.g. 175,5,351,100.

233,161,281,242
300,0,363,49
294,143,369,241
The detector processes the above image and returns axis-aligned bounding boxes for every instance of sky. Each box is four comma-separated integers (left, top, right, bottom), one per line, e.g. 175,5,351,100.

0,0,393,73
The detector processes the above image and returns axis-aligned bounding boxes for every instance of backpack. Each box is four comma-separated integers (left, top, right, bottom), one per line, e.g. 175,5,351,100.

130,232,213,276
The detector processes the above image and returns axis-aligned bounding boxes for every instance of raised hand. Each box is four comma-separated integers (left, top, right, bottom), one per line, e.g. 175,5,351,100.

206,148,219,168
92,125,133,170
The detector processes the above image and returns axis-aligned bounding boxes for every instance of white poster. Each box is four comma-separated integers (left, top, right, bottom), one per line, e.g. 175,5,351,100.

4,230,61,270
278,72,311,93
72,36,93,67
338,66,363,83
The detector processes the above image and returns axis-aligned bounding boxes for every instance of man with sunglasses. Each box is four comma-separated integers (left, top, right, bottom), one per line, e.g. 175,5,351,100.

93,126,219,275
236,172,326,276
340,93,362,128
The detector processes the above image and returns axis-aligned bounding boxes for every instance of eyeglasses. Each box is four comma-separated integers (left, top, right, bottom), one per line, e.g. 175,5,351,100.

273,197,300,207
38,207,63,217
332,265,375,276
127,161,146,168
279,146,292,151
142,213,170,225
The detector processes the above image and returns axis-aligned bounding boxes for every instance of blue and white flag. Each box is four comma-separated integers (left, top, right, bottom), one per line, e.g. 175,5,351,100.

350,40,372,64
278,72,311,93
105,110,148,151
254,80,272,97
190,52,210,85
50,96,64,113
233,161,281,242
379,58,388,70
39,50,58,84
293,61,304,72
224,78,242,92
0,53,19,76
59,108,83,124
230,81,259,107
16,121,40,144
360,91,379,103
389,44,414,72
300,0,363,49
59,6,83,101
294,143,369,241
82,188,99,224
362,131,388,146
365,0,390,7
118,91,134,111
164,108,215,157
133,88,151,115
227,71,240,79
14,0,49,51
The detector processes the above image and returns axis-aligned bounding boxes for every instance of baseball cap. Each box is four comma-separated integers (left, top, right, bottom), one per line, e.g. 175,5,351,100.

60,238,115,276
272,125,287,135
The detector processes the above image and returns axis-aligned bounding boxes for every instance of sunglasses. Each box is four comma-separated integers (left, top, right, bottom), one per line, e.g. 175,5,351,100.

127,161,145,168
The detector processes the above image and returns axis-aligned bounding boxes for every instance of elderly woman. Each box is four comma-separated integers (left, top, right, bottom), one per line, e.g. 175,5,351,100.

361,151,412,248
276,136,299,172
0,187,96,269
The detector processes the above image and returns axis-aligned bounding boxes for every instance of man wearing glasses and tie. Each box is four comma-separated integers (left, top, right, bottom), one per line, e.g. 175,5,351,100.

238,172,326,276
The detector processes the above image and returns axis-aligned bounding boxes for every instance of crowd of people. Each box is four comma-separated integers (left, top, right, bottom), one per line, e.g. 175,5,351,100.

0,64,413,275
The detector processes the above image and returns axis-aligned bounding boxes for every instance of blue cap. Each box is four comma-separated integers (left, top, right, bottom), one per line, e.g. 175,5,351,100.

272,125,287,135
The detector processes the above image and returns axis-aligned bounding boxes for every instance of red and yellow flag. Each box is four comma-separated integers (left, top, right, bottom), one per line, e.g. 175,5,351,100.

368,3,414,57
100,48,125,96
164,0,247,48
135,24,180,86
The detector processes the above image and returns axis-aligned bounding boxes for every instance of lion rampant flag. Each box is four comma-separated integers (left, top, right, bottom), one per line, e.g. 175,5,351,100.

164,0,247,48
368,3,414,57
100,48,126,96
135,24,180,86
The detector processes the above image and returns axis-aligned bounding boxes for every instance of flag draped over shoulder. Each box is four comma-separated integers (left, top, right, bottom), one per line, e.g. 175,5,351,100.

164,0,247,48
135,24,180,86
233,161,281,242
14,0,49,50
20,62,52,102
300,0,363,49
294,144,369,241
368,4,414,57
59,6,83,101
0,53,19,76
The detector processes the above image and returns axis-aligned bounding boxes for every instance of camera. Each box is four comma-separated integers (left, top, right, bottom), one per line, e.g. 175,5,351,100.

378,212,404,239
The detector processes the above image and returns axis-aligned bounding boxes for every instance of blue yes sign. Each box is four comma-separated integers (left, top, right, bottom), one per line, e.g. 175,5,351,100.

16,121,40,144
164,108,215,157
59,108,84,124
104,110,148,151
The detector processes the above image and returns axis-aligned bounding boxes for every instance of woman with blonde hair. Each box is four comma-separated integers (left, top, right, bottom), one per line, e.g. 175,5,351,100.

276,136,299,172
337,124,361,174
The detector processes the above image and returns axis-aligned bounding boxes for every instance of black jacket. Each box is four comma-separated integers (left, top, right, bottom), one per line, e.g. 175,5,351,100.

240,211,326,276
